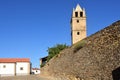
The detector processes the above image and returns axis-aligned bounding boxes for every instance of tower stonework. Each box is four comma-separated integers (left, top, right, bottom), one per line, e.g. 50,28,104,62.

71,4,87,44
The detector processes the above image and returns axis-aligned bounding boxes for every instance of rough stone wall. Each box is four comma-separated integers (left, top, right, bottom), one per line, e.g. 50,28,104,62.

41,20,120,80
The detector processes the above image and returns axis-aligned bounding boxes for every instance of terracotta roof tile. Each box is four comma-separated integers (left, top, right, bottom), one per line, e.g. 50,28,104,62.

32,68,40,70
0,58,30,63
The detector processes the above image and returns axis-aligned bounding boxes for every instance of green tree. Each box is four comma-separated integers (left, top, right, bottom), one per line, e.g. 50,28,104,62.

47,44,68,61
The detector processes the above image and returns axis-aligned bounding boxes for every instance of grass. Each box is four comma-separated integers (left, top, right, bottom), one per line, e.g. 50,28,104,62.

73,40,87,52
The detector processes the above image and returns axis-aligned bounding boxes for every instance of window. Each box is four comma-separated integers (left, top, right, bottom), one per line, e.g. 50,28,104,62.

77,32,80,35
77,20,79,23
75,12,78,17
3,65,6,68
80,12,83,17
20,67,23,70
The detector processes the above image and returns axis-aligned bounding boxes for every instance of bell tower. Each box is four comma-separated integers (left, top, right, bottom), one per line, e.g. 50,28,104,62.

71,4,87,44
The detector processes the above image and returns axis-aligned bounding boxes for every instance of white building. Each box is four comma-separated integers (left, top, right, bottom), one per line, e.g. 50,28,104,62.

0,58,31,77
31,68,40,74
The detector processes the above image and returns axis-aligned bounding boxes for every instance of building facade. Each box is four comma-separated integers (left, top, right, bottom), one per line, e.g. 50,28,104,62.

40,56,47,67
31,68,40,74
71,4,87,44
0,58,30,77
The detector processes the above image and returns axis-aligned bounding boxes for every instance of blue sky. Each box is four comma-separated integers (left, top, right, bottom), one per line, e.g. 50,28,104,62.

0,0,120,68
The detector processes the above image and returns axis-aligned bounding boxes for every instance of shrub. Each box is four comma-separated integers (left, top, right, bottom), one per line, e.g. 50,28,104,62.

40,63,45,68
73,40,87,52
47,44,69,62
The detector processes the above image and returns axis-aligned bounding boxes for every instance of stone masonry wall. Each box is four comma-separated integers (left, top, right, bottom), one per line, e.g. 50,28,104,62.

41,20,120,80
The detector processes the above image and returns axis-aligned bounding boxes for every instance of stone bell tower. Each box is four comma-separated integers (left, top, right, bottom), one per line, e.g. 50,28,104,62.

71,4,87,45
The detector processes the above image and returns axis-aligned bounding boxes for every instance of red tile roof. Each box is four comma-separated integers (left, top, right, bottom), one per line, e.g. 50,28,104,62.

32,68,40,70
0,58,30,63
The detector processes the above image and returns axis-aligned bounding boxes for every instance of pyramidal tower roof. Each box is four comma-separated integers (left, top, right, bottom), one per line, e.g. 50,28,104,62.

75,4,82,11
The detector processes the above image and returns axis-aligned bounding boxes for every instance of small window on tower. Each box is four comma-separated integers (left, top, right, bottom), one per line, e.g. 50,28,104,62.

77,32,80,35
75,12,78,17
77,20,79,23
80,12,83,17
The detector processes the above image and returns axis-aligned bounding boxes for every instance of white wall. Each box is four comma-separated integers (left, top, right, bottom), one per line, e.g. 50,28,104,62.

32,69,40,74
16,62,30,75
0,63,15,76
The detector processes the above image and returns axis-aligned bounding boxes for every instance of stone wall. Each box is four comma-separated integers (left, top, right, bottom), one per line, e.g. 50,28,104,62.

41,20,120,80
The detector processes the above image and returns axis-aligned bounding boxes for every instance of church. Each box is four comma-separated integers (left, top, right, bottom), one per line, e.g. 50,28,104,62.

40,4,87,67
71,4,87,44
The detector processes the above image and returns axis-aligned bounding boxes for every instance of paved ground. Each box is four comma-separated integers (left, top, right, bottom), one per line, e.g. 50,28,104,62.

0,75,52,80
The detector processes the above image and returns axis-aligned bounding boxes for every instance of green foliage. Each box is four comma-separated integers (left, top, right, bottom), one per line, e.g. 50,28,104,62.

47,44,69,62
40,63,45,68
73,40,87,52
